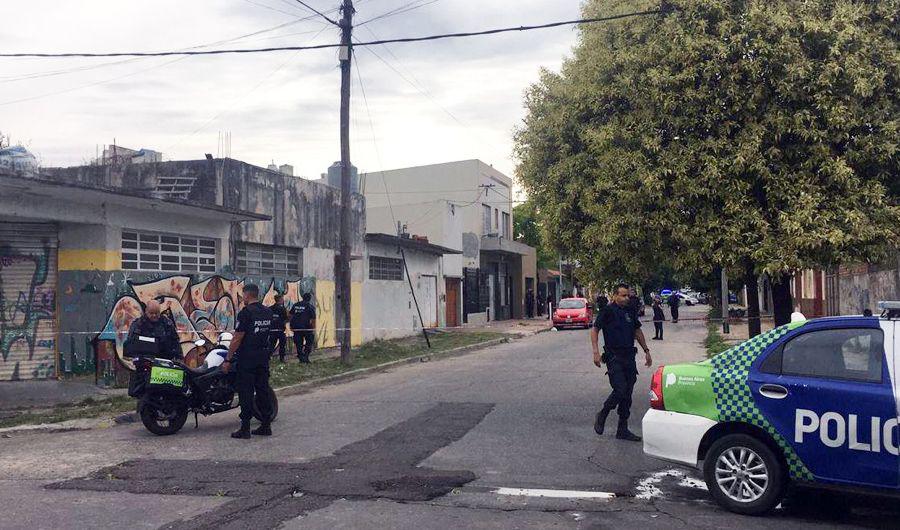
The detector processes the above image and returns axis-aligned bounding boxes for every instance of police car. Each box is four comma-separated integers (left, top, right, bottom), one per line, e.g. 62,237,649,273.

642,302,900,515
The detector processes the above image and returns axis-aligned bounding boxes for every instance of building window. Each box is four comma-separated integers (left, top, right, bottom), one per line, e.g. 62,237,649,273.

235,242,302,276
502,212,510,239
122,231,217,273
482,205,492,235
369,256,404,281
494,208,499,230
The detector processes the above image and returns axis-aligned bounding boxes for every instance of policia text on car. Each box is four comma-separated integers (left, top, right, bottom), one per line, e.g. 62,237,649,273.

222,284,276,439
591,283,653,442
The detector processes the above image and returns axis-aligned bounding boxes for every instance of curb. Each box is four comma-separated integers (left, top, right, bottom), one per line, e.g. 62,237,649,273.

275,337,510,398
0,336,512,436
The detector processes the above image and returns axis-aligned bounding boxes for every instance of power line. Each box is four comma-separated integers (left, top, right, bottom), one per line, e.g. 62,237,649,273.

242,0,308,18
0,12,662,58
357,0,440,26
294,0,341,26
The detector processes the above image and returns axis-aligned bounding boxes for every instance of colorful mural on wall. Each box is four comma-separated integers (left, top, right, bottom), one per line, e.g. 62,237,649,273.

0,245,57,381
94,274,316,370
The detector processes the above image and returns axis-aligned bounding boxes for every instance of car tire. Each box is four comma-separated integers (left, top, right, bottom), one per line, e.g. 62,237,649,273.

703,434,786,516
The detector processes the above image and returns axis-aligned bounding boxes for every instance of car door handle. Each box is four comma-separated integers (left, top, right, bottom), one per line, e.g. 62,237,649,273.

759,384,789,399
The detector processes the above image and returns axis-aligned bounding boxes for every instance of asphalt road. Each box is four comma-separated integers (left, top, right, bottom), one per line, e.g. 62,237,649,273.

2,305,898,529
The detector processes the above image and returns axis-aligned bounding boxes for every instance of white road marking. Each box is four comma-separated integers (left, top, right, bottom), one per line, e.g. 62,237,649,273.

493,487,616,500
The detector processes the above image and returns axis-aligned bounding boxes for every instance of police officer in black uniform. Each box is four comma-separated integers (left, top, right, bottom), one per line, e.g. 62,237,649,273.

590,283,652,441
222,284,275,439
269,293,289,362
125,300,182,360
289,292,316,364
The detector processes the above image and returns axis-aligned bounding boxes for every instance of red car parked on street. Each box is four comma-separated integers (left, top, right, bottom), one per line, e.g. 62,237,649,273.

552,298,593,329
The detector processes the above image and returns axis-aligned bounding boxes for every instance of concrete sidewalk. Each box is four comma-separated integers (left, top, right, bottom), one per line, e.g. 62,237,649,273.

0,378,127,416
462,317,552,337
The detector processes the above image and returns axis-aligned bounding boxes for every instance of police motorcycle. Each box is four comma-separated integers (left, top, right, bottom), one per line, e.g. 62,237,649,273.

126,331,279,435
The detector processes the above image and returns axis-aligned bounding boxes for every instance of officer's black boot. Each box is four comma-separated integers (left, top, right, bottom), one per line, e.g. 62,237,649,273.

252,423,272,436
594,408,612,435
231,422,251,439
615,419,641,442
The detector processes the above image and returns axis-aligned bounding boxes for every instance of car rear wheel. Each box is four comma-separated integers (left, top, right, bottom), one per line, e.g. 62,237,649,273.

703,434,786,516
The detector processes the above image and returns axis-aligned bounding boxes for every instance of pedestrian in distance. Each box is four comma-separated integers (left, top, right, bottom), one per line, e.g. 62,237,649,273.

221,284,275,439
124,299,182,361
652,298,666,340
289,292,317,364
269,293,289,363
669,291,681,323
591,283,652,442
863,309,873,317
595,294,608,313
526,289,535,319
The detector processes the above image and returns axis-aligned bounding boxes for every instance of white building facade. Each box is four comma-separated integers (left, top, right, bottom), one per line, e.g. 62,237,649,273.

362,160,537,325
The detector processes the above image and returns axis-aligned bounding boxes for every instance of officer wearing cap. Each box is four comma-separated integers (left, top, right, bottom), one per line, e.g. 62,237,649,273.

222,284,275,439
590,283,652,441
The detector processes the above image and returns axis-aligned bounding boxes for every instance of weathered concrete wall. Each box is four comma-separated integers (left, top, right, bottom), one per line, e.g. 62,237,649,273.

836,261,900,315
361,241,443,342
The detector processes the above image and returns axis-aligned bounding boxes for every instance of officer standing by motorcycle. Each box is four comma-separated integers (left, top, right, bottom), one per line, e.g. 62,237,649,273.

222,284,275,439
125,300,182,361
590,283,652,442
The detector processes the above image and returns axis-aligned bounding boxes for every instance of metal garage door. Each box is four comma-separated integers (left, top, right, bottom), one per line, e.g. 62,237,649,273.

0,223,58,380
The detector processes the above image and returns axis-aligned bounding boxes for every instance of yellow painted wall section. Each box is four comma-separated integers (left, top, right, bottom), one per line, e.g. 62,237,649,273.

315,280,337,348
58,250,122,271
351,281,362,347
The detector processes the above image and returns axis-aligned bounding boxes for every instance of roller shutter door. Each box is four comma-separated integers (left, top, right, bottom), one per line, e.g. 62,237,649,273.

0,223,58,380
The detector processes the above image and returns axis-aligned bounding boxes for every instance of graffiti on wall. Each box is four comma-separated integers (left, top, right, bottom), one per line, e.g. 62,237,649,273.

0,246,56,380
96,274,315,369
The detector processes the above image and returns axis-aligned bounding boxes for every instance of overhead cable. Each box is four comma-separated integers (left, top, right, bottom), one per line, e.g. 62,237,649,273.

0,11,663,58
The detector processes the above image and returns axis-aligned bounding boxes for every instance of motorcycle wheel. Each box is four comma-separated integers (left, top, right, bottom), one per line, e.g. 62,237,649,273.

253,386,278,423
140,396,188,436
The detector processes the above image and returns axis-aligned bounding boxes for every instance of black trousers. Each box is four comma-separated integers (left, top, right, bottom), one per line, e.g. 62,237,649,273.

653,322,663,339
293,330,315,362
671,306,679,322
602,354,638,422
270,332,287,361
237,364,272,426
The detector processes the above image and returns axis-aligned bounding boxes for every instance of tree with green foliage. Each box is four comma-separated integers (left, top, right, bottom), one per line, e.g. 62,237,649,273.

515,0,900,333
513,199,558,269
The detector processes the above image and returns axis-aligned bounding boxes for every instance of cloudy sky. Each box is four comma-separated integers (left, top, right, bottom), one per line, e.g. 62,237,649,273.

1,0,582,182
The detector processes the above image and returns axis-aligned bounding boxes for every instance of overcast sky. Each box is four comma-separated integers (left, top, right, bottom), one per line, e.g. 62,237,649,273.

1,0,581,183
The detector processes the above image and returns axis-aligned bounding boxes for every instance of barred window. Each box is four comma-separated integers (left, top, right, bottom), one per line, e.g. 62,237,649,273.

122,231,217,273
235,243,302,276
369,256,404,281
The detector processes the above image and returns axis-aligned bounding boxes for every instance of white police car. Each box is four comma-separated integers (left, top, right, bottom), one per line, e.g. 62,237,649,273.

641,302,900,515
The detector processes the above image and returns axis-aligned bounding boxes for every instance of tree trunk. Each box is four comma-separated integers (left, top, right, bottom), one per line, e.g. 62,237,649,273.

744,262,762,338
772,273,794,327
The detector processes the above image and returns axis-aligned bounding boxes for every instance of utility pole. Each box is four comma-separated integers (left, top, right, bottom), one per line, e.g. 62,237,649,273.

720,267,730,334
338,0,355,365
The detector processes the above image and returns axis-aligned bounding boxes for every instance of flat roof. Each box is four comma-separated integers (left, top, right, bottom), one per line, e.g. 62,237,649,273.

365,233,462,255
0,173,271,222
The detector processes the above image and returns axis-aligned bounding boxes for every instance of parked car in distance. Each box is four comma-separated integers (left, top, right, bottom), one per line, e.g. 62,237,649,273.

674,292,700,306
697,292,710,304
552,298,593,329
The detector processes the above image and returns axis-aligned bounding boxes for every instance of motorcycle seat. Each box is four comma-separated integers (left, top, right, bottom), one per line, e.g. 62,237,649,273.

179,363,217,377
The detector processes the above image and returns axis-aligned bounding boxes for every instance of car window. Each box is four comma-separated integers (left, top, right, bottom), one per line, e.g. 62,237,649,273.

558,300,585,309
773,328,884,383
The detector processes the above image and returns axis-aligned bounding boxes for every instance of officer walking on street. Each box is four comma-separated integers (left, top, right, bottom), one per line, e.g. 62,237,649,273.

590,283,652,442
222,284,275,439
